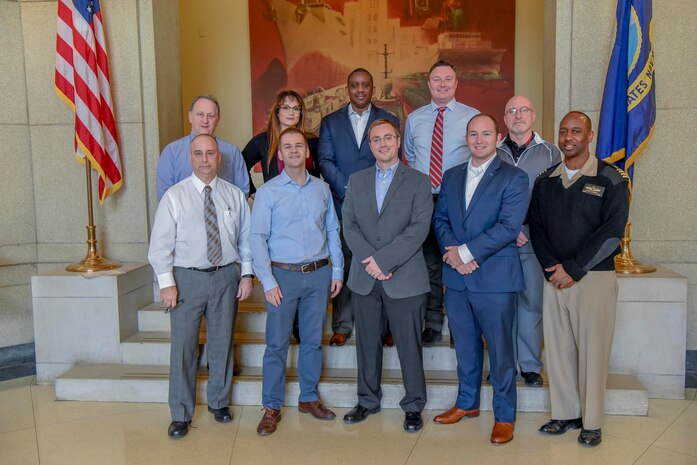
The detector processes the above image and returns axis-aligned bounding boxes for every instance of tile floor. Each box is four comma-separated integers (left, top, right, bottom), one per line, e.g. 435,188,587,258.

2,377,696,465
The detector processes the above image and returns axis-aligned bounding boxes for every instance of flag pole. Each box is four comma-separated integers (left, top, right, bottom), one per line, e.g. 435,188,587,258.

65,160,121,272
614,221,656,274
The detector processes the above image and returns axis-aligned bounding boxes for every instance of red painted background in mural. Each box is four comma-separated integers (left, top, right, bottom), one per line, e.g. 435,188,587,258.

249,0,515,135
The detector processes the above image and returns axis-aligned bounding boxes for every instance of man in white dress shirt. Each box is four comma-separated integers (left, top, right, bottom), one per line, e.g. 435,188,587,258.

148,134,254,439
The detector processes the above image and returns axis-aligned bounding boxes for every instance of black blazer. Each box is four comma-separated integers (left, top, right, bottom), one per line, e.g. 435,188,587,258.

242,131,320,195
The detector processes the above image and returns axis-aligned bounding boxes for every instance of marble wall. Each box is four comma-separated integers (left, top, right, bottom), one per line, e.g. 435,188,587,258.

0,0,181,349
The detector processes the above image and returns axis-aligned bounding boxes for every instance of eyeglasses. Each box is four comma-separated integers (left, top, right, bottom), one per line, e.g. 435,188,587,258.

369,134,397,145
279,105,301,113
505,107,533,116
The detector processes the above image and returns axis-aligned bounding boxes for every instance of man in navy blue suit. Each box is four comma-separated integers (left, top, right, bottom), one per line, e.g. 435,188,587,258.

432,114,529,445
319,68,401,346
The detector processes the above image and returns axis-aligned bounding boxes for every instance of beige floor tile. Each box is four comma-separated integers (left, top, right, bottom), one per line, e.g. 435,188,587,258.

407,411,648,465
31,384,163,427
602,398,693,444
684,388,697,401
0,375,35,392
635,446,697,465
0,386,35,433
230,406,421,465
0,428,40,465
654,402,697,457
35,406,240,465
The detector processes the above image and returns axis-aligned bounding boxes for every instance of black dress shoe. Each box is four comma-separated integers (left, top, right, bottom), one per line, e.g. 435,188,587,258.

167,420,190,438
343,404,381,423
578,428,602,446
539,418,583,434
404,412,423,432
421,328,442,347
207,406,233,423
521,371,544,387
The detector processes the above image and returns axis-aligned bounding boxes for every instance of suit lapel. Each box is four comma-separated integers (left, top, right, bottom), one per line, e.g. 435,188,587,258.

338,105,360,150
378,162,406,218
361,106,381,149
365,167,380,220
464,156,501,220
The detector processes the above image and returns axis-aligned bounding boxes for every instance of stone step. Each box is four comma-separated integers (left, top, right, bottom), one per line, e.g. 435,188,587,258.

54,363,649,416
136,299,451,335
120,331,460,370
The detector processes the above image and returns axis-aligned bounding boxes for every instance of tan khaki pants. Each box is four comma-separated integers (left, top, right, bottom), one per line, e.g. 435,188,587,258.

543,271,617,429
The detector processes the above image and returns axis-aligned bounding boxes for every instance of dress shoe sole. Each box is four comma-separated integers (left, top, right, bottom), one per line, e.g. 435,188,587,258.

404,422,424,432
207,406,233,423
298,406,336,420
343,407,381,424
490,435,513,444
539,422,583,435
433,411,480,424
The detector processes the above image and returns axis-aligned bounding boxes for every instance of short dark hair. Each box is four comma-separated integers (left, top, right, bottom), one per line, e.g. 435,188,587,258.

429,60,456,75
367,118,400,140
466,113,500,134
347,68,374,85
189,95,221,118
564,111,593,131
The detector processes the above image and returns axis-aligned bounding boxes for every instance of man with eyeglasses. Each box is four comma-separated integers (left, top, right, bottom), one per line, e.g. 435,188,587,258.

341,119,432,432
148,134,254,438
157,94,249,200
497,96,561,388
319,68,401,347
404,60,479,347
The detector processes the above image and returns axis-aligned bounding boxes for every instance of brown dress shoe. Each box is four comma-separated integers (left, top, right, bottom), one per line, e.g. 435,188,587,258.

491,421,515,444
433,407,480,424
383,333,395,347
329,332,347,346
257,407,282,435
298,400,336,420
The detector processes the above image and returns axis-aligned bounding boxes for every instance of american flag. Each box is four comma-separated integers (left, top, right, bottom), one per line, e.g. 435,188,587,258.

55,0,123,203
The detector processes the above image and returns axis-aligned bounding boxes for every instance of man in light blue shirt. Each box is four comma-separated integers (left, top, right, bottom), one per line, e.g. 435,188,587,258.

250,127,343,436
157,95,249,200
403,61,479,346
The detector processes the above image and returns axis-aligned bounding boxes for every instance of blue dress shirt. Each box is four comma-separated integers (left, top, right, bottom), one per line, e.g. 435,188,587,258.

249,170,344,291
156,132,250,200
404,99,479,193
375,160,399,212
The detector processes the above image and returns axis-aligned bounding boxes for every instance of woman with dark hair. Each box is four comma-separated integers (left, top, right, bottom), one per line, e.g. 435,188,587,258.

242,90,320,195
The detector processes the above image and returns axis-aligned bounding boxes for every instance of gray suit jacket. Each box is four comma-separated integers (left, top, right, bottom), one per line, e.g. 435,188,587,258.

342,162,433,299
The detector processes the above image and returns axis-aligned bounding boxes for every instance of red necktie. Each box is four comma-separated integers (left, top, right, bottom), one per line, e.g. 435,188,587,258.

429,107,446,188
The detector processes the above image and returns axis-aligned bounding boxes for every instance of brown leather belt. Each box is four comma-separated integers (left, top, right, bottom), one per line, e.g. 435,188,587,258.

271,258,329,273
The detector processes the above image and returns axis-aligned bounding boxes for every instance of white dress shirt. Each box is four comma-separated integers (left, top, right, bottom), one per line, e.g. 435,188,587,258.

458,154,497,264
148,174,253,289
348,104,371,146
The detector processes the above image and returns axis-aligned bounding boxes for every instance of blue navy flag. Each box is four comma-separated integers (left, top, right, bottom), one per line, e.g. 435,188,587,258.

597,0,656,184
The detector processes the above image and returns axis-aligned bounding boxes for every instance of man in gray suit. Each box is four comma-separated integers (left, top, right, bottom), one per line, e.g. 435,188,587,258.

341,118,433,432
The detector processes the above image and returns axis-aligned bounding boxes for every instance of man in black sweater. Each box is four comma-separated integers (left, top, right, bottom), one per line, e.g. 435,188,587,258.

528,111,629,447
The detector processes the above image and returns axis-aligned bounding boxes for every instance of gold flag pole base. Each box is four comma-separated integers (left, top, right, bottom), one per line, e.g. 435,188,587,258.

65,225,122,273
65,160,122,273
614,221,656,274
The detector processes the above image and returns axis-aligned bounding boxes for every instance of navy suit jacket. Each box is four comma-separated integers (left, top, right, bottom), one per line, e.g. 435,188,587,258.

433,156,529,293
318,103,400,218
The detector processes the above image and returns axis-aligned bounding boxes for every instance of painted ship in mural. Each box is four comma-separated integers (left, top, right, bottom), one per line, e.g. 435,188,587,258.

264,0,506,78
437,31,506,77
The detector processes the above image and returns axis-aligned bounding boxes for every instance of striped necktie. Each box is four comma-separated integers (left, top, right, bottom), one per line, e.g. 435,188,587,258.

429,106,446,188
204,185,222,266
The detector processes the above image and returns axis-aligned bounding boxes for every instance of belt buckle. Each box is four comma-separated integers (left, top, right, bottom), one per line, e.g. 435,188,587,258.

300,262,313,273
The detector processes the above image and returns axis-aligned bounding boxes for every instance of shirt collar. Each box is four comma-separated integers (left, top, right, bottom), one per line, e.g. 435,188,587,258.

468,153,496,174
376,160,400,176
278,169,311,187
550,155,598,178
429,99,457,112
348,104,372,118
191,174,219,193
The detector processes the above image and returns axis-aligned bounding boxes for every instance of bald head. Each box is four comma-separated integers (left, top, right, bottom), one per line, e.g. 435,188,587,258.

503,95,536,143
